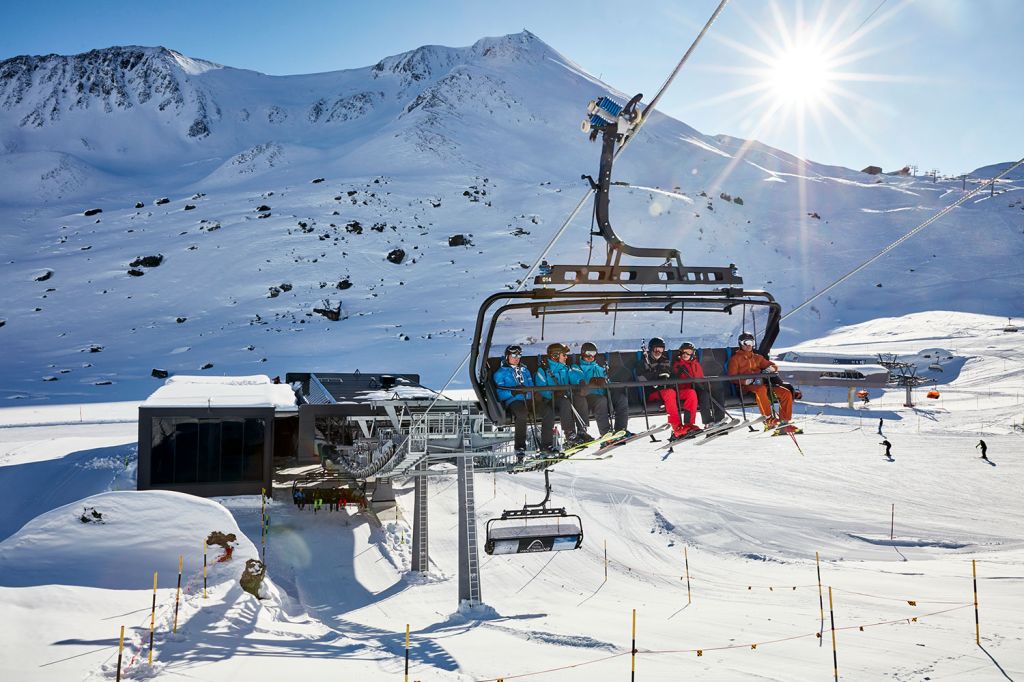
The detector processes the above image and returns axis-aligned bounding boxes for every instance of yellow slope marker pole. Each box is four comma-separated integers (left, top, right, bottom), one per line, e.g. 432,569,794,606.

115,625,124,682
173,555,182,633
829,586,838,681
148,571,157,664
405,623,410,682
973,560,980,645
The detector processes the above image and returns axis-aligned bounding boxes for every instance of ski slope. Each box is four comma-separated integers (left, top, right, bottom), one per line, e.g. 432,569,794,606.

1,312,1021,680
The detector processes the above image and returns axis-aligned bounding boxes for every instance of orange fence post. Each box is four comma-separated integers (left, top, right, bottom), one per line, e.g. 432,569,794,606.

148,571,157,664
631,608,637,681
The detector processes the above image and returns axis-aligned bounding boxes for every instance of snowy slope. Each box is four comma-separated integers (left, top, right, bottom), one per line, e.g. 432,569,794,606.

2,33,1023,404
0,312,1022,680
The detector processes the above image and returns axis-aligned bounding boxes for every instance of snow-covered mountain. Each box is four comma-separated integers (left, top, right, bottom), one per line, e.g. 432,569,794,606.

2,32,1022,403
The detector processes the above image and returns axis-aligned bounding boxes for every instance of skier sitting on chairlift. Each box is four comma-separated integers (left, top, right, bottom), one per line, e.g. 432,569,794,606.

535,343,591,452
574,341,630,437
727,332,792,428
673,341,728,430
639,337,697,439
492,344,534,462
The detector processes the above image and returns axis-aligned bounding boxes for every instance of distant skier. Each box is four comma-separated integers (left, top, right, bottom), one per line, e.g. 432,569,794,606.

877,418,884,435
880,439,893,459
976,439,989,461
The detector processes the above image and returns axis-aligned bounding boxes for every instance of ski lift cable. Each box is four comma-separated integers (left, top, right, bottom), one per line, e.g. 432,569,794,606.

617,0,731,157
782,155,1024,322
381,0,734,468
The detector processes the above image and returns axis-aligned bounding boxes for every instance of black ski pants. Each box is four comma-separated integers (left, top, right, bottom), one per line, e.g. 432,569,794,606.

696,381,726,425
504,400,529,450
589,390,629,434
540,390,587,448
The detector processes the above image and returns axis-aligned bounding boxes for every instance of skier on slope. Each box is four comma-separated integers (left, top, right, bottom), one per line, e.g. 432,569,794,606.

976,439,989,461
492,344,535,462
727,332,793,428
673,341,727,430
880,439,893,459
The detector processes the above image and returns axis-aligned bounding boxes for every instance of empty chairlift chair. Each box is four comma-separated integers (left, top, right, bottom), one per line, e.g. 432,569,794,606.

484,470,583,555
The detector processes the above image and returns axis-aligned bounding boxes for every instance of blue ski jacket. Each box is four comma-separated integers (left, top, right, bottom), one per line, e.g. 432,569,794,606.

574,359,609,396
535,358,584,400
493,361,534,405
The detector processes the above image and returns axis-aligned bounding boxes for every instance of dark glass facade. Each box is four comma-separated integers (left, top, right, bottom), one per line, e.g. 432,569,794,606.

150,417,266,485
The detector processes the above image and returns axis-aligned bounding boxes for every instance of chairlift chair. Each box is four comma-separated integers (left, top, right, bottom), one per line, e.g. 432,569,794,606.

484,470,583,555
469,92,782,426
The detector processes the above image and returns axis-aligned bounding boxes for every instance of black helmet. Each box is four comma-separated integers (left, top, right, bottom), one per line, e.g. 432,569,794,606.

649,337,666,350
504,344,522,358
738,332,755,345
679,342,696,352
581,342,598,355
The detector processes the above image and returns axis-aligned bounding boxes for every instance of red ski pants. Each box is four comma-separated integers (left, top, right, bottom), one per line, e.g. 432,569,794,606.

649,388,698,435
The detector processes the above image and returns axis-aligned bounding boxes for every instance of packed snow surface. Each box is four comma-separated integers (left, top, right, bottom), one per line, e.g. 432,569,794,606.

0,312,1022,680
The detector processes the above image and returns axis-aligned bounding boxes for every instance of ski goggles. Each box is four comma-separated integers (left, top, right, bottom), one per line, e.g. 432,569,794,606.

583,351,597,358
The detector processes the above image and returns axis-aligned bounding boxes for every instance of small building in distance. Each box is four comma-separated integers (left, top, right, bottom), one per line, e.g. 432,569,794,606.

137,375,298,497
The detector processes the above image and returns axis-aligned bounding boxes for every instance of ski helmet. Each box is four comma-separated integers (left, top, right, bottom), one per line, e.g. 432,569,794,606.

679,342,696,352
738,332,755,346
504,344,522,358
547,342,569,359
649,337,666,351
581,342,598,356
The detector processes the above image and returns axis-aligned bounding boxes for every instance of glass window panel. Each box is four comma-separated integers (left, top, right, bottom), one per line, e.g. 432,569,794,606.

198,420,221,482
243,418,265,481
151,418,175,485
173,421,199,484
221,420,244,483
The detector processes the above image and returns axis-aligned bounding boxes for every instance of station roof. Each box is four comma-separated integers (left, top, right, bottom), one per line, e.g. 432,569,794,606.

142,375,298,411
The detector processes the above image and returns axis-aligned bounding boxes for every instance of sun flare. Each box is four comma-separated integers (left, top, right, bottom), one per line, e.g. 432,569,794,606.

767,44,834,108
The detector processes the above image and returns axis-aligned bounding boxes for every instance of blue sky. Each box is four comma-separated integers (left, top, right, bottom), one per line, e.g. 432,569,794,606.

3,0,1020,174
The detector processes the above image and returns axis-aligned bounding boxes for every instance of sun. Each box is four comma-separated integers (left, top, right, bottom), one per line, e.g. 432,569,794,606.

766,43,835,109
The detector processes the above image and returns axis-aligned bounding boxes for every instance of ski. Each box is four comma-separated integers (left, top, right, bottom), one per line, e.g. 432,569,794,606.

693,415,766,445
655,427,705,452
768,423,805,456
561,429,627,457
591,424,670,457
521,429,628,466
